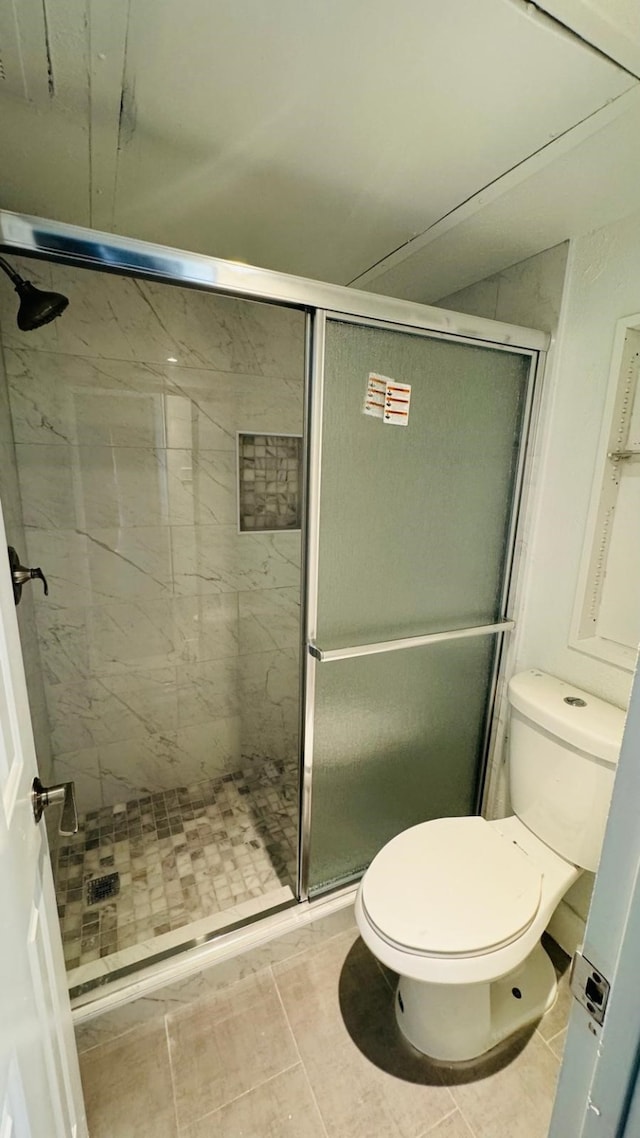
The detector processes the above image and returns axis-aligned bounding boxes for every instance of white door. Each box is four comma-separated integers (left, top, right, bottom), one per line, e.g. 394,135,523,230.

549,658,640,1137
0,502,87,1137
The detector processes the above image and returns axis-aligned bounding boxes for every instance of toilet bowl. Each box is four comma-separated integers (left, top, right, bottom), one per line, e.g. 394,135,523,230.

355,671,625,1062
356,814,578,1060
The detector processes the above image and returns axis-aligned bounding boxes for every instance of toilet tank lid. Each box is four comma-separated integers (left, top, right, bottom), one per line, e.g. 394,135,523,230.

508,671,626,766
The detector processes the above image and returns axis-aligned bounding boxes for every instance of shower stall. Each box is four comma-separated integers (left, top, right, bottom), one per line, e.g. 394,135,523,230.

0,211,546,1008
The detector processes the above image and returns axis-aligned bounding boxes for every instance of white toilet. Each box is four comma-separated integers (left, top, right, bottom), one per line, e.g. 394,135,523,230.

355,670,625,1062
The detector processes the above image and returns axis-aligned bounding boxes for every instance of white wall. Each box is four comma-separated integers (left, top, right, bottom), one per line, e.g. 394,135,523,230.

514,218,638,710
438,224,640,950
439,231,635,707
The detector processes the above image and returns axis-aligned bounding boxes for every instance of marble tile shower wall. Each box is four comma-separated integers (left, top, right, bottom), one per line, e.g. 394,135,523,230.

0,258,305,813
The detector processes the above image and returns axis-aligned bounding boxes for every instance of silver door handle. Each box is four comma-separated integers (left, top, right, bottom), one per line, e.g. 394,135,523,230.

32,777,78,835
8,546,49,606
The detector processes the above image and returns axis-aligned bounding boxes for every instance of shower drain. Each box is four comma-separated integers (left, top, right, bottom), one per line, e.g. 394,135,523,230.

86,872,120,906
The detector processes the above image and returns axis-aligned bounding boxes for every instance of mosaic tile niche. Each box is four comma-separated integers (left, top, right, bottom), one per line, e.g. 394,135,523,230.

238,433,302,532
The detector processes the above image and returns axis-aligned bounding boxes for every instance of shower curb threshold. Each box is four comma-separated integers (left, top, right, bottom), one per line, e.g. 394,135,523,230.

71,883,358,1025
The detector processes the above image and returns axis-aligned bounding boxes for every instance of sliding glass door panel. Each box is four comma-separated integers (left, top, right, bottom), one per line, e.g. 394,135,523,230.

316,320,530,649
304,315,536,897
307,636,497,895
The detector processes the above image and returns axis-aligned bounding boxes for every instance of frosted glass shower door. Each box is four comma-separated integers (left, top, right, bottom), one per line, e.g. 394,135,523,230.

305,317,533,895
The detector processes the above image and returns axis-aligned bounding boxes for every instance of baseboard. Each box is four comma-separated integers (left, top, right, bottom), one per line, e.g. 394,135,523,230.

547,900,585,958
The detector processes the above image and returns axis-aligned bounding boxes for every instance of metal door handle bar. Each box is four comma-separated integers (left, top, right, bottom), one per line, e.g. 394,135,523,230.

308,620,515,662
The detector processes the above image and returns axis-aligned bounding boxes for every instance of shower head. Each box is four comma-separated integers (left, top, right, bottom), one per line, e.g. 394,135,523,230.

15,278,69,330
0,255,69,331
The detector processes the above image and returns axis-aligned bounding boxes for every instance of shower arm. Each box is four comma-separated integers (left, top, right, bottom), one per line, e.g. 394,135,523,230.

0,255,23,287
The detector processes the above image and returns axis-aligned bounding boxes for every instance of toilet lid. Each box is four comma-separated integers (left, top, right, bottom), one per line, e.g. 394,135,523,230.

361,817,542,957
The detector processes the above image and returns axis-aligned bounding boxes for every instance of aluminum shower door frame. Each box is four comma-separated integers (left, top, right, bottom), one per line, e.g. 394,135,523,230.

300,308,544,898
0,209,549,910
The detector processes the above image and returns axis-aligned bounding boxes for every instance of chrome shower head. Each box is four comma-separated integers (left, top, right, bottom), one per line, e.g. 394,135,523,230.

0,255,69,331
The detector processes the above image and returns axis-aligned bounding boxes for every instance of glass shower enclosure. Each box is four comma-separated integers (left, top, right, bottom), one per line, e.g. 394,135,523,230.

0,210,545,1001
303,315,533,895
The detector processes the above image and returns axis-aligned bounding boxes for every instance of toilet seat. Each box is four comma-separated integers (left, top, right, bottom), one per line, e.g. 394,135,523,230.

361,816,542,958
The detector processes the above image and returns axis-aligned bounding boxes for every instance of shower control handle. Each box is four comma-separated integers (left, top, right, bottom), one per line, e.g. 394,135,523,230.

32,776,78,835
7,546,48,605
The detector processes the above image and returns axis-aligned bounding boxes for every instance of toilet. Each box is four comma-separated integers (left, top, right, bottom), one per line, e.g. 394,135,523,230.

355,670,625,1062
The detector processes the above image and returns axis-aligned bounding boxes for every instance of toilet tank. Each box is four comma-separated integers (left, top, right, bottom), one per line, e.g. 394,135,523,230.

508,671,626,871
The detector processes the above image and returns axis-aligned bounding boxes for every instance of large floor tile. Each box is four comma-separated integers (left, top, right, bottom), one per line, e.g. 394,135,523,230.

179,1064,327,1137
166,968,299,1129
79,1019,176,1138
538,934,572,1042
274,931,455,1138
546,1027,567,1061
419,1111,475,1138
441,1028,561,1138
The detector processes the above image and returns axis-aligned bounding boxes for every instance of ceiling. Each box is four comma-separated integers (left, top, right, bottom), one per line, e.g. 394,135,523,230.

0,0,638,295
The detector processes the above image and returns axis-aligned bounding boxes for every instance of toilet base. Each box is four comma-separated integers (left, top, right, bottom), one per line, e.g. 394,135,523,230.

395,941,557,1062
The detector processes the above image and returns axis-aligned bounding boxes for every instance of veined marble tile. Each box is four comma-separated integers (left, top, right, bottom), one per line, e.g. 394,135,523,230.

15,445,77,529
139,280,305,378
85,526,172,601
74,387,166,449
237,376,304,436
97,715,243,799
0,353,15,444
24,528,93,609
239,648,300,763
171,525,239,595
165,449,237,525
172,526,300,594
46,676,176,753
34,606,91,685
5,349,167,447
9,266,181,362
75,447,171,529
177,716,242,778
87,595,239,677
98,668,178,735
16,593,54,784
172,594,239,664
88,600,178,675
176,659,240,727
164,386,236,451
237,531,301,591
54,747,103,814
238,586,301,653
98,733,187,803
164,371,303,444
1,261,305,377
0,442,27,543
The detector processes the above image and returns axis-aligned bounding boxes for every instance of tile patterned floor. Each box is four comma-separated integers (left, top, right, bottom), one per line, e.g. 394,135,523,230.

77,919,570,1138
55,759,298,970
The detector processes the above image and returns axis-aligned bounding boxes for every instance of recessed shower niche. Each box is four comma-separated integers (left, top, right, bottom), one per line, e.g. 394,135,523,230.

237,432,302,532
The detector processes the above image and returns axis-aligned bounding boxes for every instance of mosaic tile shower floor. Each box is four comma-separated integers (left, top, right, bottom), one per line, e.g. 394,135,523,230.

54,760,298,970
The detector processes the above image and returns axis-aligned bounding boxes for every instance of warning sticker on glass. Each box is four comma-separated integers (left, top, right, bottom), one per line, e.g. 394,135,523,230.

363,373,387,419
383,380,411,426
